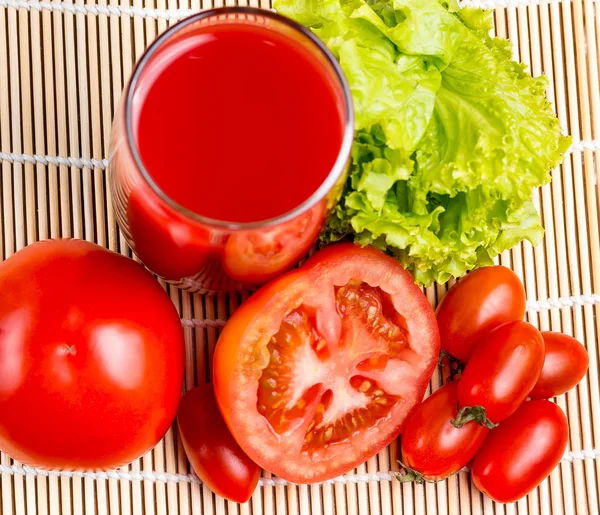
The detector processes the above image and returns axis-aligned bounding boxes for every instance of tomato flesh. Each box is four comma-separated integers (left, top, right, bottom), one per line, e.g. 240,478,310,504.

214,244,439,483
256,282,416,448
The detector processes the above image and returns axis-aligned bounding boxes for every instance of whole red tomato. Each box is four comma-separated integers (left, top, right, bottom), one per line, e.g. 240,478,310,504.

0,239,185,470
529,332,589,399
436,266,526,363
177,385,260,503
400,381,488,482
455,321,544,427
214,243,439,483
471,400,568,503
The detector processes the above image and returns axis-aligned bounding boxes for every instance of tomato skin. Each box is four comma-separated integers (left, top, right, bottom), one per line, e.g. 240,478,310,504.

214,243,439,483
471,400,568,503
457,321,544,424
177,385,260,503
529,332,589,399
0,239,185,470
400,381,489,481
436,266,526,363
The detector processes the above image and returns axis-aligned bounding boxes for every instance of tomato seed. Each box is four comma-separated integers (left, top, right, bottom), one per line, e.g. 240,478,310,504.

366,306,378,320
359,380,372,392
265,378,277,389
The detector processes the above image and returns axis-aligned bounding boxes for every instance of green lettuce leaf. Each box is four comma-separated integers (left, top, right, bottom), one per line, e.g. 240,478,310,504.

275,0,570,286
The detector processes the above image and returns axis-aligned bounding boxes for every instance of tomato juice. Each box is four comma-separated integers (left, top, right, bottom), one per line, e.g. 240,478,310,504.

132,22,345,223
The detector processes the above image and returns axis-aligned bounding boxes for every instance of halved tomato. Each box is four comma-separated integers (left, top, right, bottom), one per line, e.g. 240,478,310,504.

222,201,326,285
213,243,439,483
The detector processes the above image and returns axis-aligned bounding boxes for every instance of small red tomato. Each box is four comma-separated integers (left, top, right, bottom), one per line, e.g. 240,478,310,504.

436,266,526,363
471,400,568,503
177,385,260,503
529,332,589,399
455,321,544,427
400,381,489,482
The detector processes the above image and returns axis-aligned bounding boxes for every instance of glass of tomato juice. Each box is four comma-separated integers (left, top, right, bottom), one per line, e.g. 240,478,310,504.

109,7,353,292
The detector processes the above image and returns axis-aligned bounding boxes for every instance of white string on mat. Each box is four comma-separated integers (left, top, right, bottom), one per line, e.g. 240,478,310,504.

0,449,598,486
1,140,599,172
526,293,600,311
177,293,600,329
0,151,108,170
460,0,587,7
0,0,195,21
0,465,393,486
561,449,600,462
0,0,592,20
569,140,600,153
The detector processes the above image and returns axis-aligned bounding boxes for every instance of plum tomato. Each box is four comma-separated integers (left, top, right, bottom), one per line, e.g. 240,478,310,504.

529,332,589,399
471,400,568,503
0,239,185,470
177,385,260,503
454,321,545,427
213,243,440,483
400,381,489,482
436,266,526,363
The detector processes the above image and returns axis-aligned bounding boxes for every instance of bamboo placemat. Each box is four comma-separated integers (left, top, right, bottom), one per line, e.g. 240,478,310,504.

0,0,599,513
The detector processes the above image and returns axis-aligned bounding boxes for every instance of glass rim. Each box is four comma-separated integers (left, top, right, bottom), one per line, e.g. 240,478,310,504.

123,6,355,231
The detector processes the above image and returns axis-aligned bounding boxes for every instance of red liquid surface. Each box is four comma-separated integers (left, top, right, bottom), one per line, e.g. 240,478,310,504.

132,22,345,224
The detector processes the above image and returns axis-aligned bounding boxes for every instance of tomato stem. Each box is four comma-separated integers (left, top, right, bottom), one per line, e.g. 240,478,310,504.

438,351,464,381
395,461,447,484
395,461,425,484
451,406,498,429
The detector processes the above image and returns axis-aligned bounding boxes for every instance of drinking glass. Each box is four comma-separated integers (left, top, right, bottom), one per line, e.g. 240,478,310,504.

109,7,354,293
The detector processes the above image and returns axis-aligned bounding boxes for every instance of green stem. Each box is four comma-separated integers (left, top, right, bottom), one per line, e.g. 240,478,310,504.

451,406,498,429
395,461,426,484
438,350,465,381
395,461,447,484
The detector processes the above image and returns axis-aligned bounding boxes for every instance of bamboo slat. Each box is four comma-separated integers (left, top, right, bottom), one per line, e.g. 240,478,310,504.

0,0,599,514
